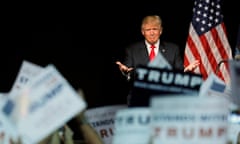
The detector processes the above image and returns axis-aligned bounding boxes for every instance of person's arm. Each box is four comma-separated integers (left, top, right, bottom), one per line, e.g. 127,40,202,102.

38,131,61,144
74,89,104,144
75,111,104,144
61,125,74,144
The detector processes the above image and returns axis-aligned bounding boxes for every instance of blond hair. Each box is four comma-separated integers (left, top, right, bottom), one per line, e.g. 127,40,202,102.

141,15,162,30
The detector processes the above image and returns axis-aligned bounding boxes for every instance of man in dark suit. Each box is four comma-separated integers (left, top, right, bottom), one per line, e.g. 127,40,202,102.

116,15,199,80
116,15,200,106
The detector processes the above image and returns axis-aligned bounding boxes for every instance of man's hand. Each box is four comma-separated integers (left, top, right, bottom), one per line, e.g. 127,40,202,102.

116,61,134,73
184,60,200,72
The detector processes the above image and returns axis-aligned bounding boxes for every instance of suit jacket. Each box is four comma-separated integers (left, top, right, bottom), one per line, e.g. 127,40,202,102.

123,40,184,107
123,40,183,70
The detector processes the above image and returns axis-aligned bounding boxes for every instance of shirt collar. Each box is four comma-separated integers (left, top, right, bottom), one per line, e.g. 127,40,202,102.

145,40,160,49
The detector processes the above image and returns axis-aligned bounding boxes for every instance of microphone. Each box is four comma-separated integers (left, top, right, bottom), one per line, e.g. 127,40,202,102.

234,46,240,60
122,70,132,81
234,54,240,61
126,72,131,81
215,59,228,73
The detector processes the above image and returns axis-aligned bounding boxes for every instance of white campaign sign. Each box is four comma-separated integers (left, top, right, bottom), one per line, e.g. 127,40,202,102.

199,73,232,104
5,60,44,134
16,65,87,144
10,60,43,96
150,96,229,144
228,115,240,144
148,52,172,69
0,93,17,144
229,60,240,106
112,108,151,144
85,105,127,144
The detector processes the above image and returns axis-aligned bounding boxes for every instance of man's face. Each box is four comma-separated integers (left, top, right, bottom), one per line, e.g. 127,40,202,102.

141,23,162,44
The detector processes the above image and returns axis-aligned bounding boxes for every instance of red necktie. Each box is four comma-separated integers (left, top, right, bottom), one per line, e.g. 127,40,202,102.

149,44,156,61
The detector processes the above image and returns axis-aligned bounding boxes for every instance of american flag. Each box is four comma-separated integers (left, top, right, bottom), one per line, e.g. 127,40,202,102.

184,0,232,84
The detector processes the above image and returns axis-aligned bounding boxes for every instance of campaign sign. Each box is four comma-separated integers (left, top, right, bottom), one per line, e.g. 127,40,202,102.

229,60,240,106
150,96,229,144
148,52,172,69
227,110,240,144
199,73,232,103
0,105,14,144
129,65,202,107
10,60,43,95
4,61,44,129
84,105,127,144
15,65,87,144
0,93,17,144
112,108,151,144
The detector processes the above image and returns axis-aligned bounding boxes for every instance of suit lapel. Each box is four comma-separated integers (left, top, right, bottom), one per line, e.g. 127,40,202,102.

141,43,150,64
159,42,167,57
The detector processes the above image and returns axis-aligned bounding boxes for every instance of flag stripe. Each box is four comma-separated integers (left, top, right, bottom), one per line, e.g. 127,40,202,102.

200,32,218,77
215,24,231,82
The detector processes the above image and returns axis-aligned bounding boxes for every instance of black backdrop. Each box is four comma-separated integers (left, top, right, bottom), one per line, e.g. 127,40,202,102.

1,1,239,108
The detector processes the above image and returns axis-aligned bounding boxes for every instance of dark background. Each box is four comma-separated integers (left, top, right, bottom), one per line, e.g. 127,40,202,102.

1,1,239,108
